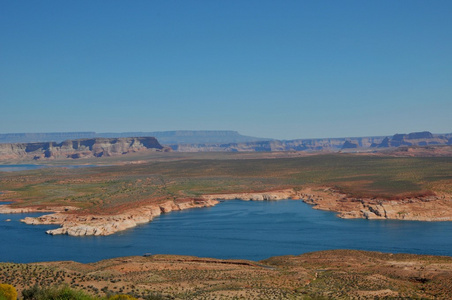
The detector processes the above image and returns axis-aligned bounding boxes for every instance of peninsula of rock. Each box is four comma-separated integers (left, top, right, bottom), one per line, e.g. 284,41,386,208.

19,199,218,236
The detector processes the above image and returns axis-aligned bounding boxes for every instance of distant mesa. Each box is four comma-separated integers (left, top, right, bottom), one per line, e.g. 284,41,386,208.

0,137,167,160
0,130,451,157
375,137,390,148
371,131,449,148
341,140,358,149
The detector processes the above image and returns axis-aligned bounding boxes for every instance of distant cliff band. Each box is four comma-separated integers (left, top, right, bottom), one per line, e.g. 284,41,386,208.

0,137,167,160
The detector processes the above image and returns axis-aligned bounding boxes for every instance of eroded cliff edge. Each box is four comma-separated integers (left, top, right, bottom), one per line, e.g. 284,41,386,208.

298,187,452,221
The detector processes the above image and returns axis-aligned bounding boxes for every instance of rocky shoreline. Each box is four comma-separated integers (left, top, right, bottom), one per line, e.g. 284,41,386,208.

2,187,452,236
202,187,452,221
18,199,219,236
299,186,452,221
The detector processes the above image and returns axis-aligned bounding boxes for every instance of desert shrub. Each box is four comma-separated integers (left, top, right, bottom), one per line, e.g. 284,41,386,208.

142,293,170,300
22,285,96,300
0,284,17,300
108,295,137,300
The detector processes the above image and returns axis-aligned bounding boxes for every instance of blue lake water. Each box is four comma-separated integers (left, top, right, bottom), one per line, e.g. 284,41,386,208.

2,200,452,263
0,164,48,172
0,164,97,172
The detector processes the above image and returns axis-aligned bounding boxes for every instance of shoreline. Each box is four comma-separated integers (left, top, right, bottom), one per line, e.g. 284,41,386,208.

2,187,452,236
17,199,219,236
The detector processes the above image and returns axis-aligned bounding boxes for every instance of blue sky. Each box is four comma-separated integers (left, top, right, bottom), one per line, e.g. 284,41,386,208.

1,1,451,139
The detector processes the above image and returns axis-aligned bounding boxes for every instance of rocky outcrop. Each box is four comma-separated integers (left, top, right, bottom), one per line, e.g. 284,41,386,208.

20,199,218,236
300,187,452,221
0,137,168,160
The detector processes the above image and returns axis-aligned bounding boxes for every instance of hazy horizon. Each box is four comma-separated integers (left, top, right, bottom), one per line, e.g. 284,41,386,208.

1,1,451,140
0,128,450,143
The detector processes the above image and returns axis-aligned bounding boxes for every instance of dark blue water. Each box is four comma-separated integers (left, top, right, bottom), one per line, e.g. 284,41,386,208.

0,164,48,172
2,200,452,263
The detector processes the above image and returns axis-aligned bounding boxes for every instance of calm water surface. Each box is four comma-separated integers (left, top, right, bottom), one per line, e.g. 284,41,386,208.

0,164,96,172
0,164,48,172
2,200,452,263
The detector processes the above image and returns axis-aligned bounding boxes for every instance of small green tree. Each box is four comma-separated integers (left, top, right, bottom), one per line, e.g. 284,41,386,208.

0,284,17,300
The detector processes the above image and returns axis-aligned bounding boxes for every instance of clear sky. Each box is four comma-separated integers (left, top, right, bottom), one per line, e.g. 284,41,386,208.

1,1,451,139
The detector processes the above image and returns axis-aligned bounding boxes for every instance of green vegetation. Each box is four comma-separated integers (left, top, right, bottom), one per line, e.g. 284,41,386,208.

20,285,161,300
0,284,17,300
22,285,96,300
1,154,452,212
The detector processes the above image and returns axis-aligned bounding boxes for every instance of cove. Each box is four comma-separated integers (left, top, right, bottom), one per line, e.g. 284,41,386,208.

2,200,452,263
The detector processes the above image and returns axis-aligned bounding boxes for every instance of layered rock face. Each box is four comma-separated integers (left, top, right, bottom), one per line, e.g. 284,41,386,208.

0,137,167,160
300,187,452,221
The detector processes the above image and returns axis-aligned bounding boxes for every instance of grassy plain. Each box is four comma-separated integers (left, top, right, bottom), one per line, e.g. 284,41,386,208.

1,152,452,213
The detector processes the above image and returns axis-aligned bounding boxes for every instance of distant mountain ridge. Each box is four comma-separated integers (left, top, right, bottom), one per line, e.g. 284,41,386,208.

371,131,451,148
0,131,450,156
0,132,96,144
0,137,165,160
0,131,270,145
170,136,386,152
98,130,272,144
171,131,452,152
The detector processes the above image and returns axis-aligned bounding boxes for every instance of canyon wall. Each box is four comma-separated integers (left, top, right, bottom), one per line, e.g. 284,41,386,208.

0,137,166,160
170,136,386,152
170,131,452,152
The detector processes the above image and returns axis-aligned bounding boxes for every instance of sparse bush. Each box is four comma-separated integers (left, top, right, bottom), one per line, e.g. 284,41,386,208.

108,295,137,300
142,293,169,300
22,285,96,300
0,284,17,300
